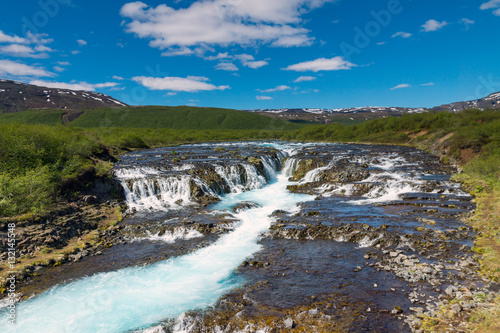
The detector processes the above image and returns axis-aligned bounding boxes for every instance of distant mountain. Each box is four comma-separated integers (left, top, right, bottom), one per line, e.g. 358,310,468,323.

246,106,425,115
244,92,500,124
432,91,500,112
0,79,127,112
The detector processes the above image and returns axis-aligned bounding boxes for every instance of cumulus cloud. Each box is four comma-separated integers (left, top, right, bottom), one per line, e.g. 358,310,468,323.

294,76,316,83
235,54,269,69
120,0,332,55
480,0,500,15
257,85,291,93
283,56,356,72
53,66,66,72
256,96,273,100
480,0,500,9
421,82,435,86
204,52,231,61
390,83,411,90
0,30,27,44
392,31,412,38
0,59,54,77
0,31,54,58
77,39,87,46
132,76,230,92
0,44,47,58
215,62,239,71
421,19,448,32
29,80,119,91
113,75,125,80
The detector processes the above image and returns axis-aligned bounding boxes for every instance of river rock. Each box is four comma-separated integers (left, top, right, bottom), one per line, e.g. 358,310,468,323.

284,318,294,329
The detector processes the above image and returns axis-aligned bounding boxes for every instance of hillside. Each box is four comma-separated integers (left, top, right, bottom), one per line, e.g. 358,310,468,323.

433,91,500,112
0,79,127,112
0,105,305,130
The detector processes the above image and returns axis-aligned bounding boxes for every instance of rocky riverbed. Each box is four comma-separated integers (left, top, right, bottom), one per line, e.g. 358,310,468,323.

1,142,498,332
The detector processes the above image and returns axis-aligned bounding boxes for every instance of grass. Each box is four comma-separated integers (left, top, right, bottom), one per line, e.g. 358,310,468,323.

68,105,305,130
0,109,65,126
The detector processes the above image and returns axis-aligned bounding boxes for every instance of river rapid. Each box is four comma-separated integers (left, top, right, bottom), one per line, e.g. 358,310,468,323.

2,141,493,333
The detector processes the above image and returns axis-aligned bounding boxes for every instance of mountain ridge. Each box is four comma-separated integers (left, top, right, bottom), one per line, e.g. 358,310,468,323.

0,79,127,112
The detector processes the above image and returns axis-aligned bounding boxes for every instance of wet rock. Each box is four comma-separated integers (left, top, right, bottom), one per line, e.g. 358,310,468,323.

231,201,261,213
445,285,458,297
284,318,295,329
392,306,404,314
82,195,98,204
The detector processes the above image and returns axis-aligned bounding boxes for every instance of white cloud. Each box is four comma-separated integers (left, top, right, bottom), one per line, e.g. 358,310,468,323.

495,8,500,15
120,0,331,55
0,44,46,58
215,62,239,71
53,66,66,72
0,30,27,44
235,54,269,69
421,19,448,32
94,82,119,88
161,47,194,57
204,52,231,61
461,18,475,26
0,59,54,77
29,80,119,91
390,83,411,90
71,50,80,55
0,31,54,58
480,0,500,9
113,75,125,80
132,76,230,92
377,42,386,45
294,76,316,83
258,85,291,93
57,61,71,66
77,39,87,46
256,96,273,100
421,82,434,86
284,56,356,72
392,31,412,38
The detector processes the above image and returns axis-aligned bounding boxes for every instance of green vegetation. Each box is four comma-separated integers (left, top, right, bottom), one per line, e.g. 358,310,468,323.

0,109,65,125
0,124,104,216
0,106,304,130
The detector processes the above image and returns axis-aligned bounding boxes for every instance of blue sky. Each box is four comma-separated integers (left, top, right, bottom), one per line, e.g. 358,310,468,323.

0,0,499,109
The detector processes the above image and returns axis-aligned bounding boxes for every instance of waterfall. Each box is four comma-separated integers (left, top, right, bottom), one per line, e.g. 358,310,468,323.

116,151,286,213
215,165,245,193
282,157,300,178
121,175,193,211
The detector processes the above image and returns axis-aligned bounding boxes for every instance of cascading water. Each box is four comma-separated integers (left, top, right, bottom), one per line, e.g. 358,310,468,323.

0,143,313,333
116,148,285,212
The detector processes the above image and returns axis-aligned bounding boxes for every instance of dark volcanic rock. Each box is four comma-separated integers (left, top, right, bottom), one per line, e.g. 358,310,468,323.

0,79,127,112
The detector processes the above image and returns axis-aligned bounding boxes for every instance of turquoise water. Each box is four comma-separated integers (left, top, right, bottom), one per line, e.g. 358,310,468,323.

1,151,312,333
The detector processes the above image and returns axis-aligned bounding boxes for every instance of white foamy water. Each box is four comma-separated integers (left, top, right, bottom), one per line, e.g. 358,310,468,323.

129,228,204,244
0,150,312,333
121,175,194,211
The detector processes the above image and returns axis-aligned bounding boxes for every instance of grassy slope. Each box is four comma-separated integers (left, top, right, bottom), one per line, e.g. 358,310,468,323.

0,106,305,130
0,109,65,125
70,106,304,130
